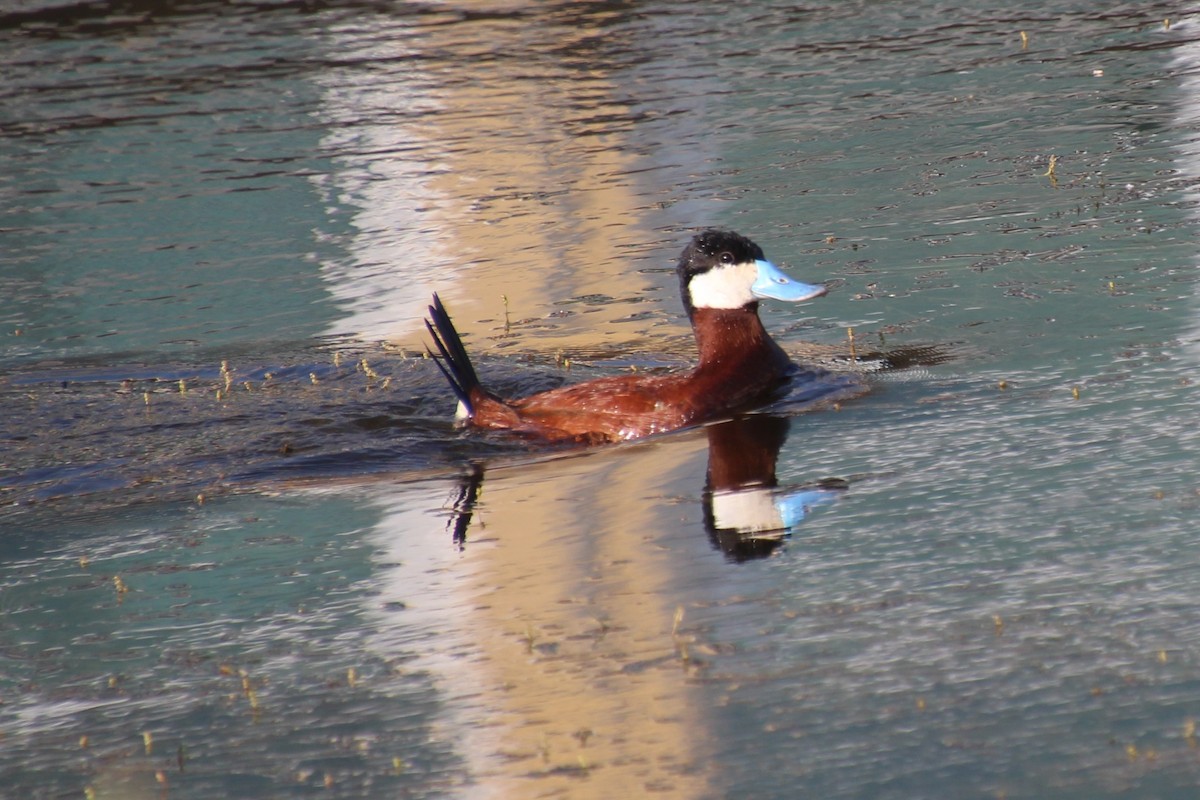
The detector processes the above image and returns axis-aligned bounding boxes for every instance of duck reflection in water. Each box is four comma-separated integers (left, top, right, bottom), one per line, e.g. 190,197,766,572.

440,412,844,561
702,413,845,561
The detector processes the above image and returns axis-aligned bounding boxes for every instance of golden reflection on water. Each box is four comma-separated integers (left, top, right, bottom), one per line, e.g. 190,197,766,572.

321,1,682,353
363,433,726,797
420,53,662,353
432,439,714,797
325,4,724,795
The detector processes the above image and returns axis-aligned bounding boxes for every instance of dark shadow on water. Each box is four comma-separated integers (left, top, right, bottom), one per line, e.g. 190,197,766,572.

0,339,957,536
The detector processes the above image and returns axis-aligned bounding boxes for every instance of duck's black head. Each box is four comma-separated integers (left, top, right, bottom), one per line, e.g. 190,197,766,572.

677,229,826,319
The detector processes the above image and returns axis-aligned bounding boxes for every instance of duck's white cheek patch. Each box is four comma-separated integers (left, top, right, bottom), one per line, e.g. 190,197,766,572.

688,261,757,309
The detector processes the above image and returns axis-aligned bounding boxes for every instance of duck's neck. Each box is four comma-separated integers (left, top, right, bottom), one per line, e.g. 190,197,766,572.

690,304,791,373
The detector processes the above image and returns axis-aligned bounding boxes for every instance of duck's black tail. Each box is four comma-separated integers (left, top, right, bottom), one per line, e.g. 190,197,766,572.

425,293,480,418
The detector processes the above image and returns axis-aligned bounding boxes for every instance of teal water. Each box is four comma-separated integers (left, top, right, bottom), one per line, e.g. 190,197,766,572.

3,2,1200,797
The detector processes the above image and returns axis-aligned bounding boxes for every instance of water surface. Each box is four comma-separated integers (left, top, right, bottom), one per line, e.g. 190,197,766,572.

3,1,1200,798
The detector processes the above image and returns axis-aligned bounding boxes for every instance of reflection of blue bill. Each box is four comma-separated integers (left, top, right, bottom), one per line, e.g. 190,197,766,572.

710,485,841,536
776,488,841,530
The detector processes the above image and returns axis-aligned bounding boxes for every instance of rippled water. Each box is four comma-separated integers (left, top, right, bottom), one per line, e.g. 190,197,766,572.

4,1,1200,797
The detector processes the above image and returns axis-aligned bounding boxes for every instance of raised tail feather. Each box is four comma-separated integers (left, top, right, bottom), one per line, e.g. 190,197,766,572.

425,293,481,419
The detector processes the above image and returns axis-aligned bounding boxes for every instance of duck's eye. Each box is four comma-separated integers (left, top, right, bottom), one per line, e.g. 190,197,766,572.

718,252,735,265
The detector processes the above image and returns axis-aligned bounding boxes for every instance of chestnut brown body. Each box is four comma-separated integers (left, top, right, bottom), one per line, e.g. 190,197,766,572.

425,230,830,444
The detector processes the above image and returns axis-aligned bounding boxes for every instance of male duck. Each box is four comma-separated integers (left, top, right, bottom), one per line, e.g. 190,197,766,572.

426,229,830,443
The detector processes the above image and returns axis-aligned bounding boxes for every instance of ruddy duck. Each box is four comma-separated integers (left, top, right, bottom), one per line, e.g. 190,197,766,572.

425,229,831,443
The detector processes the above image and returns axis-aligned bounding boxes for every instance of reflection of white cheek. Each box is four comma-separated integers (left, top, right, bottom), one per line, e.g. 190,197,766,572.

711,487,785,534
